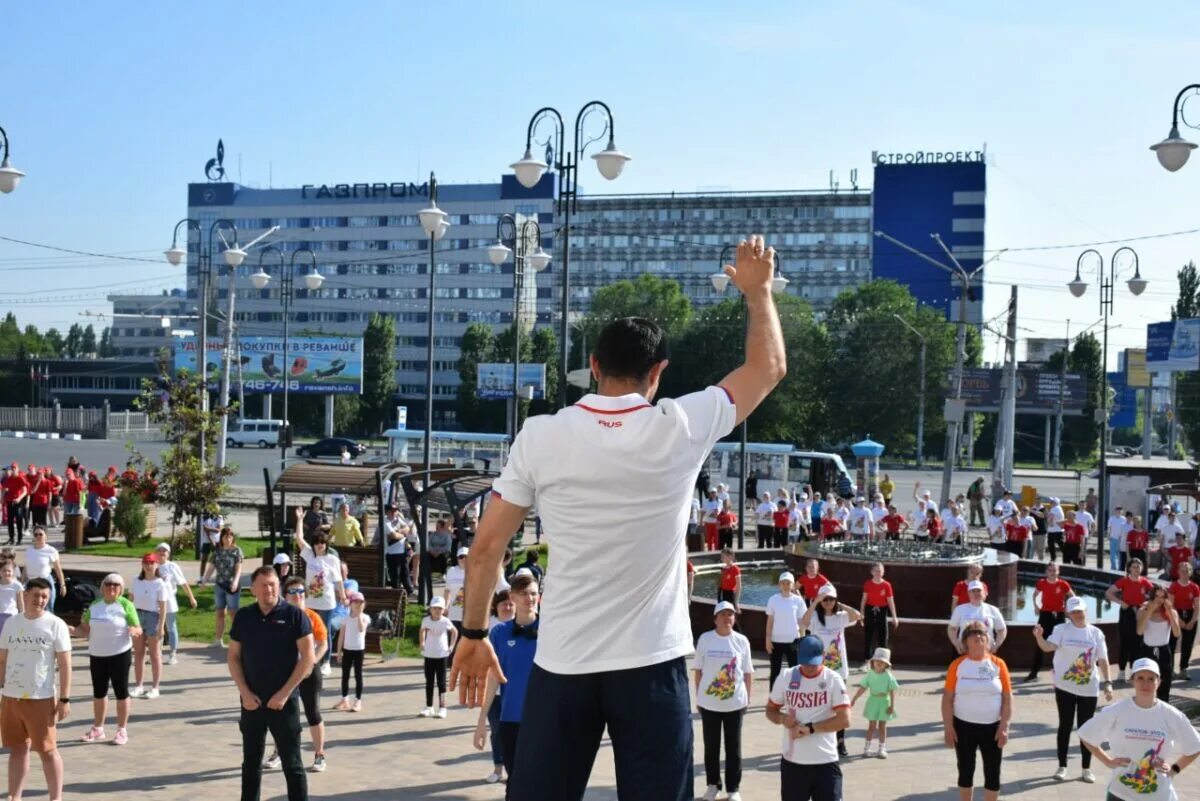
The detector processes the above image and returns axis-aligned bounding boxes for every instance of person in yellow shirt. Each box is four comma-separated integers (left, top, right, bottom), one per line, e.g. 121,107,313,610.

329,502,364,548
879,474,895,507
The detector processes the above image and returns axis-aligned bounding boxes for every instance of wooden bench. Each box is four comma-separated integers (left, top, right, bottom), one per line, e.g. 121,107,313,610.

357,586,407,660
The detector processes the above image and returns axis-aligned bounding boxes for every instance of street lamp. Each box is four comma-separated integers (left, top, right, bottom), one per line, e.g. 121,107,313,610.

0,125,25,194
892,314,927,467
491,214,550,439
1151,84,1200,172
1068,246,1146,569
510,101,630,408
165,217,242,556
710,243,788,548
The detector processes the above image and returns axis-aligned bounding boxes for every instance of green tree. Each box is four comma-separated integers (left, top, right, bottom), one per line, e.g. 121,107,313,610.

1038,332,1103,464
65,324,83,358
456,323,496,431
529,327,558,418
43,328,64,356
81,324,97,355
358,313,398,435
98,326,114,357
1172,261,1200,455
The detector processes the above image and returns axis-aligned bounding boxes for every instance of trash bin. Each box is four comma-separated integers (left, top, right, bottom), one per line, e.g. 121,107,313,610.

64,513,84,551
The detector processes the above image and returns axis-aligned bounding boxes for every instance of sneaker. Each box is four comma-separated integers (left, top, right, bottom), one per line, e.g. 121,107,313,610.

877,745,888,759
728,793,742,801
131,685,146,698
145,687,160,700
165,652,178,666
311,754,327,772
419,706,434,717
437,707,448,719
211,638,224,648
320,662,331,677
263,751,282,769
1082,768,1096,783
81,726,106,742
351,699,362,713
1054,766,1069,781
864,740,875,756
113,727,128,746
701,786,720,801
1023,673,1038,683
485,770,503,784
334,698,352,711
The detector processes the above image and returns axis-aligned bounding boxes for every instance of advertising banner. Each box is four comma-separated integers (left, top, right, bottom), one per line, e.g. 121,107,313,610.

174,335,363,394
1146,320,1200,372
958,368,1087,411
1125,348,1151,388
1108,370,1137,429
476,363,547,400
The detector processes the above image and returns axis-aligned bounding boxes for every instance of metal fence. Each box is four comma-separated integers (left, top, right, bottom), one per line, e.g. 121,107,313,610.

0,405,106,437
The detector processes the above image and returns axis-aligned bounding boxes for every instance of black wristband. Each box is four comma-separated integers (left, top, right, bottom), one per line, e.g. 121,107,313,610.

806,722,815,734
1172,763,1181,775
60,698,70,703
460,627,489,641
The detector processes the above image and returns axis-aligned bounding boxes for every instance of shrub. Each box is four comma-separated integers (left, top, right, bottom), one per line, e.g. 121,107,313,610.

114,488,149,547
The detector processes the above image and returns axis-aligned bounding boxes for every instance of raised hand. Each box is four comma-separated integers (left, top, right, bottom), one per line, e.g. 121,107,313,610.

724,234,776,297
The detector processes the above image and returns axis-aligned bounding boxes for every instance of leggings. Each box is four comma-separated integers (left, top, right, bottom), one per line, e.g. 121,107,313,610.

89,650,133,700
1030,611,1065,676
340,649,364,699
424,656,447,707
1054,688,1097,768
488,693,503,765
953,717,1003,792
768,639,798,688
298,669,323,726
1062,542,1083,566
6,501,23,543
1178,609,1196,675
1141,642,1174,701
1118,606,1141,671
699,707,744,793
863,606,890,661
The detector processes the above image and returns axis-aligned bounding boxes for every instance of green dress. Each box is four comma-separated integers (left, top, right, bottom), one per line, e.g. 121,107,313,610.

859,670,899,722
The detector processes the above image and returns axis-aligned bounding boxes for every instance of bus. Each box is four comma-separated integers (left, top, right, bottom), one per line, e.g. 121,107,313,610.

707,443,855,500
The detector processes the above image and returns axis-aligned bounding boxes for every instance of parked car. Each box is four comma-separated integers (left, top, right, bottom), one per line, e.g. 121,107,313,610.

295,437,367,459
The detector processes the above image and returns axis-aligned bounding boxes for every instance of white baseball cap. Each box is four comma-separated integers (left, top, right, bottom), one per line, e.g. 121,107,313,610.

817,584,838,600
429,596,446,609
155,542,171,554
273,553,291,565
713,600,737,616
1130,657,1160,677
1065,596,1085,614
779,571,796,583
967,580,985,592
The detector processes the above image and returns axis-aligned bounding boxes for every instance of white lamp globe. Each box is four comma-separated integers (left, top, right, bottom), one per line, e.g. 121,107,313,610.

418,205,447,237
164,246,187,266
0,158,25,194
304,270,325,291
250,268,271,290
159,316,171,329
710,273,731,292
529,248,552,272
1127,274,1148,296
772,275,790,293
592,141,631,181
1068,276,1088,298
434,219,451,242
511,149,548,189
487,241,512,266
1151,125,1197,172
223,247,247,268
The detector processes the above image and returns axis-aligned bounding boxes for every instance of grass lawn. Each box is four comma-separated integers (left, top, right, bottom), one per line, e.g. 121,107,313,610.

76,536,270,561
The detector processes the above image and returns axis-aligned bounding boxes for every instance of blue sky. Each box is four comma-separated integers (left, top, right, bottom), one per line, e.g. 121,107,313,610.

3,2,1200,365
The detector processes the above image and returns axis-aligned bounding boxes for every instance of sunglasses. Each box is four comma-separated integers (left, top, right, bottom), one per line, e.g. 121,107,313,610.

286,588,306,596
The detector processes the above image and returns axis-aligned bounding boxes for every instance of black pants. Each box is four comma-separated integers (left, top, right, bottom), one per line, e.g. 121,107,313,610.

779,759,842,801
509,657,693,801
1048,531,1064,561
424,656,447,707
1030,611,1065,676
757,524,773,547
1062,542,1082,565
699,707,743,793
863,606,890,662
6,501,23,543
30,504,47,527
1054,688,1097,769
386,552,413,592
1141,642,1174,701
298,670,322,727
953,717,1002,792
1129,549,1147,569
1118,606,1141,671
718,527,734,549
499,721,521,798
768,640,798,688
775,526,789,548
340,649,364,699
1178,609,1196,675
89,650,132,700
240,698,307,801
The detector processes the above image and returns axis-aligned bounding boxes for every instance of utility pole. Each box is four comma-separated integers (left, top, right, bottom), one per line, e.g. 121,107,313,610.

216,272,237,469
893,314,926,466
1053,320,1069,469
1001,287,1017,487
1168,372,1178,456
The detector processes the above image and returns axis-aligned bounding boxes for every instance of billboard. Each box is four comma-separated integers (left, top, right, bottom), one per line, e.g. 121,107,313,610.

476,363,546,400
1125,348,1151,388
1146,319,1200,372
958,368,1087,412
1108,371,1137,429
174,335,363,394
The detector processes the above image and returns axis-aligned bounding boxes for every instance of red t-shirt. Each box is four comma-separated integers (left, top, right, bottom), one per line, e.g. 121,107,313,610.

1063,522,1086,545
1126,529,1150,551
47,474,62,496
862,579,894,608
1167,546,1194,580
719,564,741,591
63,477,83,504
922,517,943,538
686,560,695,577
1168,580,1200,613
773,510,790,528
881,513,905,534
30,477,52,506
797,573,830,601
2,473,28,502
951,579,990,606
1035,578,1073,613
821,518,841,538
717,511,737,529
1005,521,1029,543
1114,576,1154,606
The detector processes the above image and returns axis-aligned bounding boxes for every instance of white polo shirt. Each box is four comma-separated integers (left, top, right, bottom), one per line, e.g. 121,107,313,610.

492,387,736,674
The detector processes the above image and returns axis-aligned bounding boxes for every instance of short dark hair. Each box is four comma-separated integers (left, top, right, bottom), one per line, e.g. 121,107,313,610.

593,318,669,381
284,576,306,592
511,573,539,595
25,577,51,592
251,565,277,583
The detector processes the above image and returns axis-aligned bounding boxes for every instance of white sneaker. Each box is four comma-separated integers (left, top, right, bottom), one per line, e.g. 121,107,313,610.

419,707,434,717
263,750,281,769
320,662,331,677
437,707,447,719
1054,766,1069,781
165,652,178,666
877,744,888,759
1082,769,1096,783
864,740,875,756
131,685,146,698
727,793,742,801
700,786,720,801
485,770,502,784
145,687,160,699
211,638,224,649
1119,669,1127,683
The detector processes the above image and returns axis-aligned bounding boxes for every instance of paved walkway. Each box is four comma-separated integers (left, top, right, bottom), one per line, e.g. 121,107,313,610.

29,634,1200,800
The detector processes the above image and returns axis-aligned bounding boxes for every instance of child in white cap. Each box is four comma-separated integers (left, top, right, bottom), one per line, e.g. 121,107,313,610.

850,647,899,758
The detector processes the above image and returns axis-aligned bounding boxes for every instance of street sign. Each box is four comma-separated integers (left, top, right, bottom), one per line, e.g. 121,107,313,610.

1125,348,1151,388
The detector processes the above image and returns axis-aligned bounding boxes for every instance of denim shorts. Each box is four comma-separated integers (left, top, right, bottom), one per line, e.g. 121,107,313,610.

214,584,241,611
138,609,162,636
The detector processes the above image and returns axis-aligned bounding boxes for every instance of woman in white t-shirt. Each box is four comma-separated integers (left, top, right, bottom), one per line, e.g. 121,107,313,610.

334,592,370,712
1032,595,1113,783
444,547,469,631
294,506,346,672
131,554,168,699
942,620,1013,801
1080,656,1200,801
154,542,196,666
765,571,808,688
799,583,861,759
1137,586,1182,701
693,601,753,801
23,527,64,611
75,572,142,745
0,560,24,637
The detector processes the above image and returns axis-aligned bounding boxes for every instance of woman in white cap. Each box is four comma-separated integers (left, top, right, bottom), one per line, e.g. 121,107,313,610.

1136,585,1181,701
1033,595,1113,783
800,583,861,758
131,553,168,699
293,506,346,675
154,542,196,666
75,572,141,745
765,571,807,687
1080,656,1200,801
271,551,292,583
942,619,1013,801
444,545,469,638
693,600,752,801
948,581,1008,655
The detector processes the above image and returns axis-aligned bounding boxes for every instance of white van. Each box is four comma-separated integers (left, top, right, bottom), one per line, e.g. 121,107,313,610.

226,419,283,449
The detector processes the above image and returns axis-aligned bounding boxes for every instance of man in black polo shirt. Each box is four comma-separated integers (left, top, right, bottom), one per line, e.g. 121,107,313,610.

229,565,314,801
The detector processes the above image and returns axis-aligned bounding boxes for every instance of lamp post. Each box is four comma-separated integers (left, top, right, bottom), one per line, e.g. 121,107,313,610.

165,218,245,556
711,244,788,548
1068,246,1147,568
0,125,25,194
1151,85,1200,171
489,215,551,438
510,101,631,408
892,314,927,467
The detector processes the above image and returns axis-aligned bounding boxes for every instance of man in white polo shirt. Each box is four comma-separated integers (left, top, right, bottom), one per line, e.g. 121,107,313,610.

451,236,787,801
